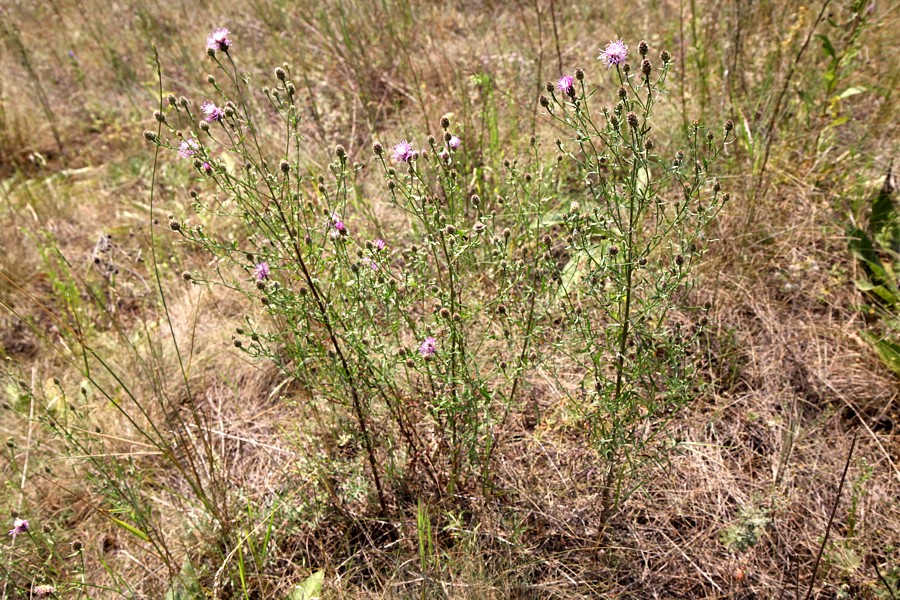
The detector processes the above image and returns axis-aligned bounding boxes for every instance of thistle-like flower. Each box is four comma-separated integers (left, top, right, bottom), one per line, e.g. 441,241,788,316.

599,39,628,69
254,262,270,280
202,101,225,122
9,518,28,538
206,28,232,52
391,140,414,163
556,75,575,96
418,336,437,358
448,136,461,150
178,138,198,158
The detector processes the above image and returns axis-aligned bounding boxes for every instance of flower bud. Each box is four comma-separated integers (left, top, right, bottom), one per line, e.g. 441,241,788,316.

724,119,734,133
627,112,639,128
335,144,346,159
545,81,554,93
373,142,384,155
660,50,671,64
275,67,286,81
280,160,290,173
207,74,216,84
539,95,550,108
167,94,177,106
574,67,584,81
638,40,649,56
142,130,158,142
440,116,450,129
641,59,652,76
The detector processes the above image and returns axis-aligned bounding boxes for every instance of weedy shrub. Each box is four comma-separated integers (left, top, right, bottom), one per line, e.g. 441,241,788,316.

147,31,731,527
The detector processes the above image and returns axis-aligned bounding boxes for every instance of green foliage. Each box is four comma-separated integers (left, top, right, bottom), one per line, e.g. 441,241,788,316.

850,168,900,376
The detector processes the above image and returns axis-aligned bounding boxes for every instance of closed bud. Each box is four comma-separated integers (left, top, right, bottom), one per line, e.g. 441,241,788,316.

540,95,550,108
660,50,671,63
178,96,189,108
641,59,652,76
280,160,290,173
427,134,435,146
199,121,210,132
207,74,216,84
167,94,177,106
275,67,286,81
154,111,165,123
142,130,158,142
440,307,451,319
609,246,619,256
644,139,654,151
574,67,584,80
618,86,627,100
638,40,649,56
706,131,714,142
335,144,346,159
724,119,734,132
545,81,554,93
627,112,639,128
675,254,684,265
713,180,721,192
440,116,450,129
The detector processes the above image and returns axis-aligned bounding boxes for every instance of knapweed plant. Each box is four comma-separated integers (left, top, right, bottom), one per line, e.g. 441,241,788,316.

146,32,730,523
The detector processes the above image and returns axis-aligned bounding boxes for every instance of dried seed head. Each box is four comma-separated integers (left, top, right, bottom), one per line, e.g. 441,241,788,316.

627,112,639,128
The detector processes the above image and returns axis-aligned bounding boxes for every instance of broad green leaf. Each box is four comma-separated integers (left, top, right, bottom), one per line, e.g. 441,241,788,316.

862,332,900,377
288,569,324,600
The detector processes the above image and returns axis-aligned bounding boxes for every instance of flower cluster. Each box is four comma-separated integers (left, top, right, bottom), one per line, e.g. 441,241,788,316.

418,336,437,358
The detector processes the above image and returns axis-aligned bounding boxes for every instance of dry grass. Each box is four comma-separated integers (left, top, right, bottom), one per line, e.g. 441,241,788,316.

1,0,898,598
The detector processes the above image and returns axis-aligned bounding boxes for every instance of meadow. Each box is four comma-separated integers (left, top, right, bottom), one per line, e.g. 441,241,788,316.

0,0,898,597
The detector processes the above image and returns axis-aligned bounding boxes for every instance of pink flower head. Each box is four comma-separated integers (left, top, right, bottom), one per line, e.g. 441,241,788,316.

207,28,232,52
333,221,346,233
599,39,628,69
418,336,437,358
373,238,386,251
178,138,199,159
201,162,213,174
202,101,225,122
33,585,56,598
391,140,414,163
9,518,28,538
439,149,450,163
557,75,575,95
448,136,461,150
254,262,270,280
362,257,379,271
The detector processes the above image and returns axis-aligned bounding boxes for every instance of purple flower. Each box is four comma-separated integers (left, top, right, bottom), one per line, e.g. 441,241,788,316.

202,101,225,122
373,238,385,251
9,518,28,538
178,138,199,159
333,221,346,233
439,149,450,163
599,39,628,69
201,162,213,174
207,28,232,52
448,136,461,150
362,257,379,271
418,336,437,358
391,140,414,163
557,75,575,95
254,262,270,280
